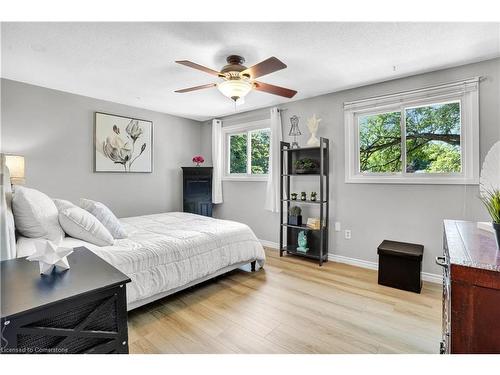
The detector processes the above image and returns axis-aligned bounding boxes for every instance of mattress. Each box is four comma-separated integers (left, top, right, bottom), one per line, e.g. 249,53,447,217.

17,212,266,305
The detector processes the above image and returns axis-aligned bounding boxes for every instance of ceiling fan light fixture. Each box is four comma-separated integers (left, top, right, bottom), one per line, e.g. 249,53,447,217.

217,79,253,102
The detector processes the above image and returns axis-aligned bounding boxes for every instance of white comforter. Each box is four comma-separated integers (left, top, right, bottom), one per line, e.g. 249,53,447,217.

17,212,266,305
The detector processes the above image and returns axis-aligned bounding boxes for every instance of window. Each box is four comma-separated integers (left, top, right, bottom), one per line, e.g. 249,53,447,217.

223,120,270,181
345,78,479,184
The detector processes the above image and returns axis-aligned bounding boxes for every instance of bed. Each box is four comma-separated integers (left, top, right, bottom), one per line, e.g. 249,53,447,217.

1,163,266,311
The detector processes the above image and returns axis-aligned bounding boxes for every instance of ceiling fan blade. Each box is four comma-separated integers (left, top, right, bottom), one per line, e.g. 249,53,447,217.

175,60,221,77
174,83,217,93
254,81,297,98
242,57,287,79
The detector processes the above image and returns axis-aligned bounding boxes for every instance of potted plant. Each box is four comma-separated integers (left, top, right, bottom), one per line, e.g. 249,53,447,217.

310,192,317,202
300,192,307,201
294,158,319,174
480,188,500,249
288,206,302,226
290,192,298,201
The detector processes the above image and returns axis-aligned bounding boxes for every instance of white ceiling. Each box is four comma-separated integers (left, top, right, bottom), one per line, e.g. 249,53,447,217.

2,22,499,121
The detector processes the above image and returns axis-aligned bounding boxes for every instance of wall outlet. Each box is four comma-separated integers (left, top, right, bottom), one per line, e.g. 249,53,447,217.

334,222,341,232
344,229,352,240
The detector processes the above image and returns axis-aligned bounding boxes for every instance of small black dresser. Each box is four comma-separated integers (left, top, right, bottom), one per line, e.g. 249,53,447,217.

182,167,213,217
0,247,131,354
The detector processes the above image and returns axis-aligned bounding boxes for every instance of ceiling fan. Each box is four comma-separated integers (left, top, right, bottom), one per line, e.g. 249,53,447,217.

174,55,297,103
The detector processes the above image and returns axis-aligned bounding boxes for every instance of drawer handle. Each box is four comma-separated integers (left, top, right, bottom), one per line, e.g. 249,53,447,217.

435,256,448,268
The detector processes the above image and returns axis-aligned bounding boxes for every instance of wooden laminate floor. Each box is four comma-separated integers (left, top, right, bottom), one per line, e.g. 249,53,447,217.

127,248,442,354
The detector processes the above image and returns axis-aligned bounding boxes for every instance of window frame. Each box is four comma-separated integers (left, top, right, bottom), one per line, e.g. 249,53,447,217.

344,78,479,185
222,119,271,182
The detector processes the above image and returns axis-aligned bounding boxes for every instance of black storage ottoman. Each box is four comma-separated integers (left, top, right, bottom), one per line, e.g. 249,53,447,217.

377,240,424,293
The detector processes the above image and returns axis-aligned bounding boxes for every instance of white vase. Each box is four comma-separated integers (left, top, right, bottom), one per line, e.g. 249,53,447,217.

306,114,321,147
307,132,320,147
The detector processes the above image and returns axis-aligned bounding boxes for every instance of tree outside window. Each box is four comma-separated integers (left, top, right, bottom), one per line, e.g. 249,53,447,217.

359,101,461,174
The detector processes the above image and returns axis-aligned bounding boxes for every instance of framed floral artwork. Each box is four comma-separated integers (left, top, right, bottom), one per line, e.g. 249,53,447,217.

94,112,153,173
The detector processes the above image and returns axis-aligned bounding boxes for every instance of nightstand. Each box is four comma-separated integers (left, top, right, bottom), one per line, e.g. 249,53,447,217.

0,247,131,354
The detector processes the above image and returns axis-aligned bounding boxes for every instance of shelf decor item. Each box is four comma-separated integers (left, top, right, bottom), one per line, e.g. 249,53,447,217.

288,206,302,226
26,240,74,275
288,115,301,149
290,192,298,201
306,114,322,147
297,231,309,253
300,192,307,201
306,217,321,230
294,158,319,174
192,155,205,167
310,192,317,201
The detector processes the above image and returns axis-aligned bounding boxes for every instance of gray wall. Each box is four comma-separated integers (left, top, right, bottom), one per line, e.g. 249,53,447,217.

1,79,202,218
204,58,500,275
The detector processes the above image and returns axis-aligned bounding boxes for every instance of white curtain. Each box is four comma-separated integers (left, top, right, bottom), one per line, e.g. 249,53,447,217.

1,156,16,260
211,119,223,204
264,107,282,212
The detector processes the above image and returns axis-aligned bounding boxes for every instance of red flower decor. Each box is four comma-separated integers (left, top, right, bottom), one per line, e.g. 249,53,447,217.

192,155,205,166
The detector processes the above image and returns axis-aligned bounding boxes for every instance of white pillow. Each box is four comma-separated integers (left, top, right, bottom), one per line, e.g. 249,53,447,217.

58,205,114,247
12,186,64,243
79,198,127,239
54,199,75,211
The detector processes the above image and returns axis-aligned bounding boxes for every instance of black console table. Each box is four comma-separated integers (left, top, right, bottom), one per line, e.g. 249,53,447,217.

0,247,130,354
182,167,213,217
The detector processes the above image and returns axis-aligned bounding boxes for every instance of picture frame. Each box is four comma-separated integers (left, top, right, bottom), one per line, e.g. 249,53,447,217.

94,112,153,173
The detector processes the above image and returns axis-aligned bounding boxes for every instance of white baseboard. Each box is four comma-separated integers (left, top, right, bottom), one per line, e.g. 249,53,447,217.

259,239,280,249
328,254,442,284
259,239,442,284
328,254,378,270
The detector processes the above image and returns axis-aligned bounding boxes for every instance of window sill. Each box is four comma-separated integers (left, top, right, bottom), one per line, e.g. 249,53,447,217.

222,176,269,182
345,175,479,185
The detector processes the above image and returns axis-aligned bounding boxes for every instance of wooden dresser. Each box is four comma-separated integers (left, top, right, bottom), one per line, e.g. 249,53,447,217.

440,220,500,354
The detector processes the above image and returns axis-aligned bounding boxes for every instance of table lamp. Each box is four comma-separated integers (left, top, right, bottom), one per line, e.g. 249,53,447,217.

5,155,25,185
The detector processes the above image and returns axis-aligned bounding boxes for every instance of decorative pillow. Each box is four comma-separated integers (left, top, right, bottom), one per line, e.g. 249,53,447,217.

58,205,114,247
12,186,64,243
54,199,76,211
79,198,127,239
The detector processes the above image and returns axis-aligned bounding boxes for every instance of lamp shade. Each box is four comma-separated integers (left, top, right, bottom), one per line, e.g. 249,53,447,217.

5,155,25,185
217,79,253,102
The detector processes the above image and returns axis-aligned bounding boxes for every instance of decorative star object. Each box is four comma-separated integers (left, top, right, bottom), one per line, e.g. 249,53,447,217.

306,114,322,147
27,241,74,275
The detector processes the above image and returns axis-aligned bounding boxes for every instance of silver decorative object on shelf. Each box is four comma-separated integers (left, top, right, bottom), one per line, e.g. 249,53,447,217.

288,115,301,148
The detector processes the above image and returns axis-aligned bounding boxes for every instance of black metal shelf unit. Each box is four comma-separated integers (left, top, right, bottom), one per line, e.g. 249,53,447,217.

279,138,329,266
